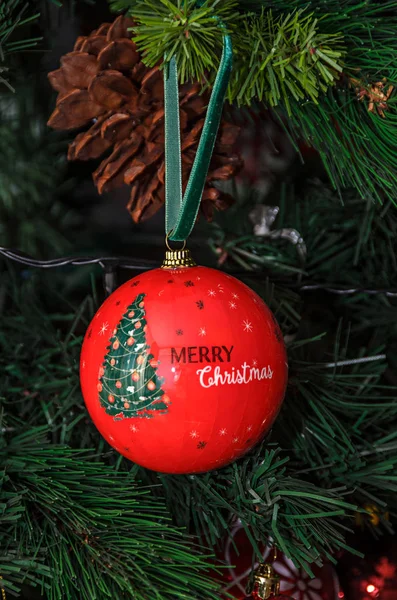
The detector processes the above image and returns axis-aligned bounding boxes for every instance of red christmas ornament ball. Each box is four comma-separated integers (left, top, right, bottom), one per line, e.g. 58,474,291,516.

80,265,288,474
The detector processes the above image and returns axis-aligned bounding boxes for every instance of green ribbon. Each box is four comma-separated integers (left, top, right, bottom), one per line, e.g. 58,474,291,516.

164,29,233,242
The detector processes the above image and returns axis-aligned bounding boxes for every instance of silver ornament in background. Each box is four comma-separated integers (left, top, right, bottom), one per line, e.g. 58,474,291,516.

249,205,307,262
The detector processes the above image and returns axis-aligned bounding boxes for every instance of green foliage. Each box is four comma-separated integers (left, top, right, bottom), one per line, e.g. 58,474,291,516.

274,92,397,209
1,432,221,600
0,0,44,90
253,1,397,204
0,83,78,256
116,0,239,84
154,447,358,571
111,0,344,108
209,179,397,287
231,10,345,111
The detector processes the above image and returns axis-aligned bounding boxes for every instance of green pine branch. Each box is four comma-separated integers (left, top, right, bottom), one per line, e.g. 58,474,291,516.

111,0,345,108
116,0,240,84
0,0,44,90
0,82,80,257
153,446,358,571
0,429,221,599
272,81,397,207
209,179,397,286
230,10,345,111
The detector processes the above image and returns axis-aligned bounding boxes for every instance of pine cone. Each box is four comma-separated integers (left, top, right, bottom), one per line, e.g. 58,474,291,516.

47,16,242,223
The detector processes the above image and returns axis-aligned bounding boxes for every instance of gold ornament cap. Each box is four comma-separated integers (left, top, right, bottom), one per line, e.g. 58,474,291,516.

161,248,197,269
246,563,280,599
161,234,196,269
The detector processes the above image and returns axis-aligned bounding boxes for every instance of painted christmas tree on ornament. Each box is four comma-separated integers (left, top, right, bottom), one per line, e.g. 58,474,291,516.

80,249,288,474
98,293,168,419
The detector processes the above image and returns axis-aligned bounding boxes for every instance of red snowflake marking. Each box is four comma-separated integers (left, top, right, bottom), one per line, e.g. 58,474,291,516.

197,441,207,450
116,301,121,306
184,280,194,287
176,329,184,336
196,300,204,309
131,280,140,287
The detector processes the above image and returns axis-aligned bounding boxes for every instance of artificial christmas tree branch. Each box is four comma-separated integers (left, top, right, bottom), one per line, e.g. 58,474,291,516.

0,0,45,90
1,430,222,599
229,9,344,112
111,0,345,108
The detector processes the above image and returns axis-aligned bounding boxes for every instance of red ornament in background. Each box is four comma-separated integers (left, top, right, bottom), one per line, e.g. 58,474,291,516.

221,521,340,600
243,590,290,600
80,264,287,474
273,555,339,600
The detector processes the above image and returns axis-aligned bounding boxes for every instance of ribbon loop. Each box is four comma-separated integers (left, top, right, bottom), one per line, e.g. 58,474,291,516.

164,29,233,242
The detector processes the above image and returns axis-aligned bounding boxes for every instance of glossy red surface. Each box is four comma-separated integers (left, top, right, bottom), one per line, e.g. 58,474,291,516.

80,265,288,474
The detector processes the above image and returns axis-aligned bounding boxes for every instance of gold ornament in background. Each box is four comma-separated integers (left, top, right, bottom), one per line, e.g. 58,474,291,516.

246,562,281,599
355,503,390,527
0,575,6,600
353,77,394,118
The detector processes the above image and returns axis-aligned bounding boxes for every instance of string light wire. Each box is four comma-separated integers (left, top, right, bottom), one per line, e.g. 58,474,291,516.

2,247,397,297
